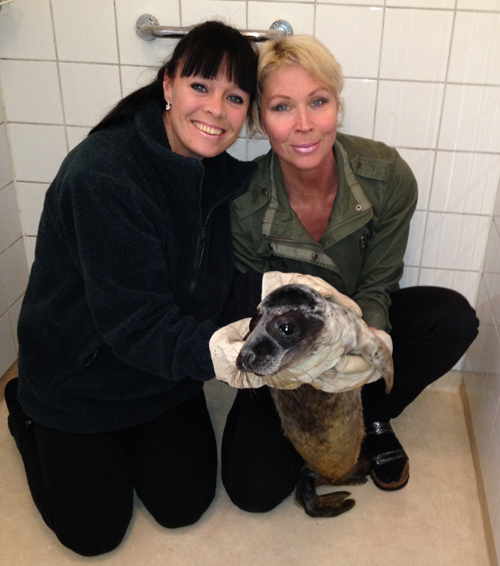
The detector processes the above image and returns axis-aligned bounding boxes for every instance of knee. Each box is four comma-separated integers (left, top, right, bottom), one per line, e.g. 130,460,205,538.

150,487,216,529
433,288,479,344
223,475,293,513
55,521,129,557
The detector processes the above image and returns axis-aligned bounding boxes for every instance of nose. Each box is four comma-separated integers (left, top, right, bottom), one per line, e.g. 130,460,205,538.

236,351,256,372
295,106,313,132
206,93,226,118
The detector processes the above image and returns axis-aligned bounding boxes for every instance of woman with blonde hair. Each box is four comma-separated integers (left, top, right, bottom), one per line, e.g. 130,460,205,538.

222,35,478,510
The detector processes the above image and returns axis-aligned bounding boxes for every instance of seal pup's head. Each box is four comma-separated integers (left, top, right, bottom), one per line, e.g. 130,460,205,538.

236,284,331,377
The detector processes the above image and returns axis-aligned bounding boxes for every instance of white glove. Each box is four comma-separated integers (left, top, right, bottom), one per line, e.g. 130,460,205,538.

209,318,346,389
311,329,393,393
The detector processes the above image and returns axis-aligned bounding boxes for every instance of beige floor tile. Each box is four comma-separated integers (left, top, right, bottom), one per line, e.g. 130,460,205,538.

0,374,492,566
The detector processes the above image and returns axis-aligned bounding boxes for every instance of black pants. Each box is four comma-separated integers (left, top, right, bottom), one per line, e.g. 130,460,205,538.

221,286,479,512
7,389,217,556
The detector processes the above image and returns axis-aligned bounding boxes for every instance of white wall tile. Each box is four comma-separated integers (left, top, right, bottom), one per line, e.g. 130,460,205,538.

9,124,67,183
0,267,8,316
421,212,489,271
315,6,383,79
59,63,121,128
248,2,314,36
399,266,419,288
475,366,499,475
116,0,180,67
0,184,23,254
67,127,91,151
380,9,453,82
0,0,56,60
181,1,246,27
0,237,29,306
387,0,455,6
0,310,17,378
482,222,500,323
439,85,500,152
397,148,435,211
227,139,247,161
52,0,118,64
404,209,426,266
0,90,5,123
0,60,64,124
484,428,500,525
341,79,377,139
374,81,445,148
24,236,36,268
448,12,500,86
247,139,271,161
121,66,157,98
418,268,479,305
17,183,48,237
320,0,383,5
457,0,500,10
475,273,494,327
430,152,500,215
0,123,13,190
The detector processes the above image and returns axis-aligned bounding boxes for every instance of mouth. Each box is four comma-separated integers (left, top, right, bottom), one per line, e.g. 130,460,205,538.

291,142,320,154
193,121,225,136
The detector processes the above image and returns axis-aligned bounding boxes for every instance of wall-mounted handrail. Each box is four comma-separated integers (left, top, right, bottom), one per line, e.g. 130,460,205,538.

136,15,293,42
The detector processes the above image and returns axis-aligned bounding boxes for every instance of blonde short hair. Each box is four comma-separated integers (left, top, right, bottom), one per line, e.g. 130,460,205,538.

252,35,345,134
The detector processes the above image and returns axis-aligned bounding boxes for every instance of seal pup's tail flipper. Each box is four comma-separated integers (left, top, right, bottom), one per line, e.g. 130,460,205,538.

295,466,355,518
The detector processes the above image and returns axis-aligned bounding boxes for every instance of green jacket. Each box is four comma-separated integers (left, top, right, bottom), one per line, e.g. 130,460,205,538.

231,132,418,331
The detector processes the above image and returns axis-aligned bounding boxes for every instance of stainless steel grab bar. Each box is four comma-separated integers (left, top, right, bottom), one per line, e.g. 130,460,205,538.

136,15,293,42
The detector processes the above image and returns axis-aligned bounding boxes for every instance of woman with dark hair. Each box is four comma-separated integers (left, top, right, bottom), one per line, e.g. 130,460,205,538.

5,21,263,557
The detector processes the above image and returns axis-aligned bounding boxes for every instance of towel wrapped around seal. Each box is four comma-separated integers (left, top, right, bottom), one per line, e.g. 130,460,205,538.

210,272,392,393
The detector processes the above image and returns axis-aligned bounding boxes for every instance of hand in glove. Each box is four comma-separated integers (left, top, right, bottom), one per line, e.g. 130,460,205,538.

209,317,345,390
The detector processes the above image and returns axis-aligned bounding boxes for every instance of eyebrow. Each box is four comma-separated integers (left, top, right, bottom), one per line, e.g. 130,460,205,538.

265,87,331,102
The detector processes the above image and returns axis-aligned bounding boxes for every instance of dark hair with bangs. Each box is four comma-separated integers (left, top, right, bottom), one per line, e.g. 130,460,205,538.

90,20,258,135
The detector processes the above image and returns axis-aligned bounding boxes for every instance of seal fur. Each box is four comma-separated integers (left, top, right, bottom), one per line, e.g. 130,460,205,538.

236,283,394,517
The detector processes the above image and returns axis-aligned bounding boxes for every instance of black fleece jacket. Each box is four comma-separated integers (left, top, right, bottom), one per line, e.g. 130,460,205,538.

17,99,260,433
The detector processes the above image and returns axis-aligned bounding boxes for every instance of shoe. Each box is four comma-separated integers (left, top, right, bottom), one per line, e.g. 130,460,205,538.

364,421,409,491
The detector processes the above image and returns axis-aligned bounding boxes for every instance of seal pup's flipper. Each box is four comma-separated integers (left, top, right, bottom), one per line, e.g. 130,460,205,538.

295,466,355,518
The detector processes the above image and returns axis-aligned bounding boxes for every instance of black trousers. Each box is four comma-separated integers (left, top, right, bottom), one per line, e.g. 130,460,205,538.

7,389,217,557
221,286,479,512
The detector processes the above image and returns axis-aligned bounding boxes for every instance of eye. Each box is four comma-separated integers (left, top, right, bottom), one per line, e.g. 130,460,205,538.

227,94,244,105
278,322,296,336
191,83,208,93
272,103,290,112
312,98,328,108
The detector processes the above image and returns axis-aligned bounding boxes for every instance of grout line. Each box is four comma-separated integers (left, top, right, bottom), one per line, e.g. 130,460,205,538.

48,0,69,154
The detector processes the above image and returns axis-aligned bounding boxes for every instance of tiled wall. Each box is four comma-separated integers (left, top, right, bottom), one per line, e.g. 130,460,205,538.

464,175,500,556
0,82,28,377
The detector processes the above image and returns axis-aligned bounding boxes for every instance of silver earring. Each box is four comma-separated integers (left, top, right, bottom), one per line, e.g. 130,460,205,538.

165,101,171,111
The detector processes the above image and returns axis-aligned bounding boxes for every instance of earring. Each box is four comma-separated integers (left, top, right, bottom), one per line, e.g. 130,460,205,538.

165,101,171,111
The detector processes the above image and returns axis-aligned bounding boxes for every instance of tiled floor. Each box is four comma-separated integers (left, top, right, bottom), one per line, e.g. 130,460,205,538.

0,361,493,566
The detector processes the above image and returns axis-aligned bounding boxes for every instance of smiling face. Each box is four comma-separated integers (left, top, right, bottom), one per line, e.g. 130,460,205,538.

260,64,339,175
163,70,250,160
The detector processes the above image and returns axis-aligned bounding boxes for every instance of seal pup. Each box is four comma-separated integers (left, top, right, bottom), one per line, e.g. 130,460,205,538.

236,283,393,518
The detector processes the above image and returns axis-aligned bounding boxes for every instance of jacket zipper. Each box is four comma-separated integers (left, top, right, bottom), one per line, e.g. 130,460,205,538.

189,170,251,294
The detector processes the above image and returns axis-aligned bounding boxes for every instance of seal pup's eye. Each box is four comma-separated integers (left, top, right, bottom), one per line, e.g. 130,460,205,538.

279,323,296,336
